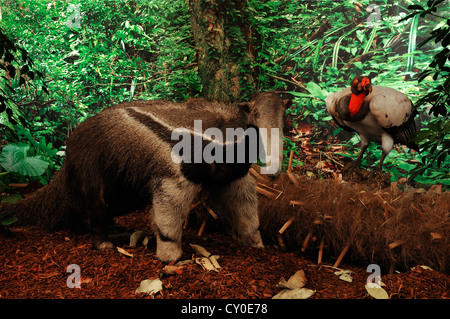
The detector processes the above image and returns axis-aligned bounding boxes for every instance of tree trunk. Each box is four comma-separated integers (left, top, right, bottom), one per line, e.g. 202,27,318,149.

186,0,256,102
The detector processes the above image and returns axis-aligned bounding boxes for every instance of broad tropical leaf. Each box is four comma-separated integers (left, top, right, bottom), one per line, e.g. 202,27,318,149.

0,143,49,177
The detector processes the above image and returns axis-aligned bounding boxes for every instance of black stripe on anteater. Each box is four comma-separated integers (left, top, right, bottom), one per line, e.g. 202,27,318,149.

180,125,257,187
126,108,176,145
126,107,255,187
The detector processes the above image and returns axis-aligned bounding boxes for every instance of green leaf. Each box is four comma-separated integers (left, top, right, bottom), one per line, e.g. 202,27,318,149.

1,193,23,203
305,82,326,100
1,215,18,226
407,15,420,72
312,39,323,70
363,25,378,55
333,128,342,136
332,27,357,68
0,144,49,177
397,162,416,172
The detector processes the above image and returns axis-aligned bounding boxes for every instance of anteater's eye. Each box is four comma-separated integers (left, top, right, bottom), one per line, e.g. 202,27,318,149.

253,110,259,118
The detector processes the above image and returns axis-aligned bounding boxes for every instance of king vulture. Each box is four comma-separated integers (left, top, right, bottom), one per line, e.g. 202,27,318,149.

325,76,418,170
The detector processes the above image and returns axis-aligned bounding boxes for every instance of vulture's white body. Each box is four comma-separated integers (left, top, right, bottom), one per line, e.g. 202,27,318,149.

326,84,418,169
326,85,413,129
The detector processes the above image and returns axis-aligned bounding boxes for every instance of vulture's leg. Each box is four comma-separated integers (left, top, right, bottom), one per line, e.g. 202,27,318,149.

378,152,388,170
355,143,369,168
345,134,369,171
378,134,394,171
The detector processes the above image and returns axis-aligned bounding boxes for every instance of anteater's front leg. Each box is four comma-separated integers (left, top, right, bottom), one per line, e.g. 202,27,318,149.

213,174,264,248
151,178,199,263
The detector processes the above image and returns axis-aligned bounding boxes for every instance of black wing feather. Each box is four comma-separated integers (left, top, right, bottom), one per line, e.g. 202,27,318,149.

384,107,419,151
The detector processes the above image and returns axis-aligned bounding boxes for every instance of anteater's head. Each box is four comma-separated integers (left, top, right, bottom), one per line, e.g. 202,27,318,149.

238,92,288,178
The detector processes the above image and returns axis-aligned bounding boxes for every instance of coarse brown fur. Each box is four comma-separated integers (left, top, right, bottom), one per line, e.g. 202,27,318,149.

259,174,450,273
1,92,287,262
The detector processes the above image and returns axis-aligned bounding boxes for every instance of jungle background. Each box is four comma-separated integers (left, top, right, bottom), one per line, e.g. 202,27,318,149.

0,0,449,210
0,0,449,301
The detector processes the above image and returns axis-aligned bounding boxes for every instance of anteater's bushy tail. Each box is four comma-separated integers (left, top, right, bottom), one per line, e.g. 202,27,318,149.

1,166,84,232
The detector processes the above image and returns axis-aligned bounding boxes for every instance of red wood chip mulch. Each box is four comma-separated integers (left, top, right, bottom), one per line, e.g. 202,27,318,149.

0,209,448,299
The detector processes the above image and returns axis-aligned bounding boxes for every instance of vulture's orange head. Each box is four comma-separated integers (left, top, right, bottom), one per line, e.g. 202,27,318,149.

350,76,372,95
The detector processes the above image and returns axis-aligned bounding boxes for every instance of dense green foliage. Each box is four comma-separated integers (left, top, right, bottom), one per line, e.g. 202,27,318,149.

0,0,448,187
0,0,199,185
403,0,450,183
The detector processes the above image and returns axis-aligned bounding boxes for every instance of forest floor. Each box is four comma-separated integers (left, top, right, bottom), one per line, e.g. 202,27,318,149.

0,123,448,300
0,215,448,299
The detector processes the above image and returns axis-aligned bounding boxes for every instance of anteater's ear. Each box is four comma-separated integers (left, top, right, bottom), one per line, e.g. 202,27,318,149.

237,102,251,114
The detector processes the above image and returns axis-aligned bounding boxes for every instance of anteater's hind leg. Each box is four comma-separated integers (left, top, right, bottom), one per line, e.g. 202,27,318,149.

89,206,115,250
151,178,199,263
211,174,263,248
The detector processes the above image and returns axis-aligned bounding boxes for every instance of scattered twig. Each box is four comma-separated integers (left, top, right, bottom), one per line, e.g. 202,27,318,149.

301,230,313,252
388,240,404,250
249,166,272,185
278,216,295,234
185,200,203,229
333,244,350,268
197,219,207,237
255,186,278,198
288,150,294,172
430,232,443,241
277,233,286,250
289,200,303,206
16,99,56,108
323,152,345,168
8,183,29,188
202,202,218,220
317,238,325,265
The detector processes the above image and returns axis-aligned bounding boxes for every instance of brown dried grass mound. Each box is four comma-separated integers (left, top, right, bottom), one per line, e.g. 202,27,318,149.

257,173,450,274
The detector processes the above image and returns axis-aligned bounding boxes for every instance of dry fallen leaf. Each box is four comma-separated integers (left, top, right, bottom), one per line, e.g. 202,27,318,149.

365,285,389,299
209,255,221,270
161,265,183,275
190,243,221,271
412,265,434,271
116,246,133,258
135,279,163,297
189,243,211,257
175,259,194,266
195,257,218,272
276,270,307,289
272,288,315,299
339,274,353,282
129,230,150,248
334,269,354,282
274,269,313,299
306,171,315,178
